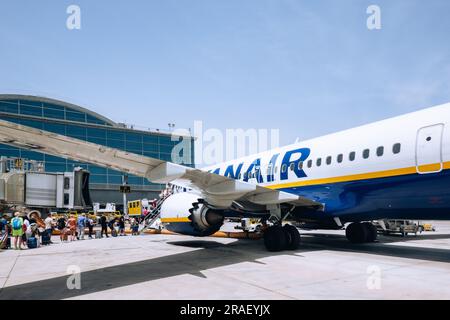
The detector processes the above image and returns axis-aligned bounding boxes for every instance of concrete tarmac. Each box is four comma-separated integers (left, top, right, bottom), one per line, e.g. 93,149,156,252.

1,221,450,300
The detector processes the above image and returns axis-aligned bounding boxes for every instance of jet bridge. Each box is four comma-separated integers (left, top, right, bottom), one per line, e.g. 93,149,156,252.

0,157,92,211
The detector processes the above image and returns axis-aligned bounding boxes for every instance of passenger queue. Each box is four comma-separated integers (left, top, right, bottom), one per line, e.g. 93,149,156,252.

0,211,143,250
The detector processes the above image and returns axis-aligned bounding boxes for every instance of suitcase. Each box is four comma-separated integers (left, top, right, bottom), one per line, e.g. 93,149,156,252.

0,233,9,249
42,233,51,245
27,237,38,249
111,229,118,237
95,230,102,239
62,232,68,241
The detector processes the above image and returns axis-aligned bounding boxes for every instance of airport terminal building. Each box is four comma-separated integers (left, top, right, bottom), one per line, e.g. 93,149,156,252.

0,94,195,204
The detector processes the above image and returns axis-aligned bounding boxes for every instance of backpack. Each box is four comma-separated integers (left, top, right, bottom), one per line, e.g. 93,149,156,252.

58,219,65,230
12,217,23,230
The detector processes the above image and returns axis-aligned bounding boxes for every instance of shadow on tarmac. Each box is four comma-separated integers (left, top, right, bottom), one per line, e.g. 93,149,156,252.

1,232,450,300
0,239,312,300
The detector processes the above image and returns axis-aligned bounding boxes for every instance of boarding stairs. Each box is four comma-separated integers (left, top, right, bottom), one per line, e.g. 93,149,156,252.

138,193,170,234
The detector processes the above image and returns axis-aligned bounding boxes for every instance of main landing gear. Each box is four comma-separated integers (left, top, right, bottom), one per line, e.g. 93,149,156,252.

345,222,378,244
263,224,301,252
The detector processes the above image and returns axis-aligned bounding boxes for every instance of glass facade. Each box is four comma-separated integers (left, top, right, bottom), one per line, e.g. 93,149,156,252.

0,97,195,191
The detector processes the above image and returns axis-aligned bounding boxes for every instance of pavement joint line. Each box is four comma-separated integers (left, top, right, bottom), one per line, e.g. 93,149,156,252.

204,266,298,300
167,244,300,299
301,244,440,268
1,251,21,290
288,258,446,291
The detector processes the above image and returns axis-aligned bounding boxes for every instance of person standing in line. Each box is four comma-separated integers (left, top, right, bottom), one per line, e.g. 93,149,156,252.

131,218,138,235
77,213,86,240
44,213,54,244
57,215,67,243
67,215,77,241
109,217,117,237
0,215,8,237
118,216,126,236
86,216,94,239
22,216,31,244
11,212,25,250
100,214,108,238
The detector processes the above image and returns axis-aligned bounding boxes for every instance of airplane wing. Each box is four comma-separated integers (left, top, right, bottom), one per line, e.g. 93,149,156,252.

0,119,321,209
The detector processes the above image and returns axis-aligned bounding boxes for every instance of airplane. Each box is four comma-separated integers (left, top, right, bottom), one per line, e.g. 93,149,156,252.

0,102,449,252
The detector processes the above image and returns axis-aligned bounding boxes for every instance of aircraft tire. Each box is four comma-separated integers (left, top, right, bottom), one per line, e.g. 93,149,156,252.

264,226,287,252
283,224,301,250
362,222,378,242
346,222,368,244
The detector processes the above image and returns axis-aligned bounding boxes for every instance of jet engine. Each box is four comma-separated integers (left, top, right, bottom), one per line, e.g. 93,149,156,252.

160,192,225,236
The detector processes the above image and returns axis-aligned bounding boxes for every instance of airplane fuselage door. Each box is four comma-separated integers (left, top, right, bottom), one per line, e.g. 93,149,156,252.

416,124,444,174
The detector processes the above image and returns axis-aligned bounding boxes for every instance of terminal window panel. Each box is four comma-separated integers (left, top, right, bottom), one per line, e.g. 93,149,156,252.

107,168,122,175
0,146,20,157
143,143,159,152
125,132,143,142
20,104,43,117
159,136,173,145
87,114,108,125
44,154,66,163
143,136,158,144
19,100,41,107
125,148,143,155
21,150,44,161
108,175,122,184
159,153,172,161
87,127,107,138
3,117,20,125
107,139,125,149
67,163,88,171
89,174,107,184
66,125,86,138
87,137,107,145
43,122,66,134
159,145,174,154
0,101,19,113
66,111,87,122
88,166,107,174
46,162,67,172
125,141,142,150
43,108,65,119
21,119,43,129
127,176,143,185
43,103,65,111
143,151,159,158
1,100,112,126
107,130,125,140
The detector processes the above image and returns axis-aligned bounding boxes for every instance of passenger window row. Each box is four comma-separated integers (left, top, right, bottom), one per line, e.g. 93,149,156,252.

298,143,402,170
241,143,402,178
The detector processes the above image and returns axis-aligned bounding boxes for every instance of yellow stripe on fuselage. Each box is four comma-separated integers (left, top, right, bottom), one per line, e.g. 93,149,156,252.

266,161,450,190
418,163,443,173
160,217,191,223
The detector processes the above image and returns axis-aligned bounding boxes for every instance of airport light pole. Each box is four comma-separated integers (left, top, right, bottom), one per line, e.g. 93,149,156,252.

122,174,128,218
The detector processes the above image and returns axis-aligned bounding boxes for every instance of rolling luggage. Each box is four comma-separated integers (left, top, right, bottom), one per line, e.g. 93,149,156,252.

95,230,101,239
27,237,38,249
0,233,9,249
42,233,51,245
111,229,118,237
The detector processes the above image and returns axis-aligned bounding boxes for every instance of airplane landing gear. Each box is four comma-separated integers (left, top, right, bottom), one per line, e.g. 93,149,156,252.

263,224,300,252
283,224,301,250
346,222,377,243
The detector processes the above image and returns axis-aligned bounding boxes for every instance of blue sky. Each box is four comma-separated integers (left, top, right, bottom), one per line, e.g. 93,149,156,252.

1,0,450,145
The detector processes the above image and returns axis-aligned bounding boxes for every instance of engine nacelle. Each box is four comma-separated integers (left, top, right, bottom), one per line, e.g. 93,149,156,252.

160,192,225,237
